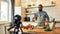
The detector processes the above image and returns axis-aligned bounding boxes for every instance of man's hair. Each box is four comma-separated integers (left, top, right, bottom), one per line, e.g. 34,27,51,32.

38,4,43,8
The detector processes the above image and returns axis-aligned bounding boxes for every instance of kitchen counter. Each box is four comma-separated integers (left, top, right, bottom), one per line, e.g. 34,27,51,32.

8,28,60,34
0,21,10,25
7,21,60,34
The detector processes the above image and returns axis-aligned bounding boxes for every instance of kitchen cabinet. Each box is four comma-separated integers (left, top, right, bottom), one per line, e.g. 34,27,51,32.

15,0,21,6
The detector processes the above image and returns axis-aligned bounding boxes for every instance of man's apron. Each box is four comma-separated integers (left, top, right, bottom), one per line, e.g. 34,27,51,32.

37,12,45,26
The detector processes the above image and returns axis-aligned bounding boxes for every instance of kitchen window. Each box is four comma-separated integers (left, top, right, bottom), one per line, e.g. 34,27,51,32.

0,0,12,22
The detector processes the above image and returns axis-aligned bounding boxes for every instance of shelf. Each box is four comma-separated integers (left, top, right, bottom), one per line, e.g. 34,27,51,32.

26,13,34,15
26,4,55,9
55,21,60,23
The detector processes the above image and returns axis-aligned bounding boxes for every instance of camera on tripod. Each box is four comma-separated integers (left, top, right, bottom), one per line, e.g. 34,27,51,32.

8,15,23,34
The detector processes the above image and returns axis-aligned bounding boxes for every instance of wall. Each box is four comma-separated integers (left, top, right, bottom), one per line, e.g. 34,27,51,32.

43,0,60,27
43,0,60,21
15,0,24,21
21,0,60,21
14,0,60,27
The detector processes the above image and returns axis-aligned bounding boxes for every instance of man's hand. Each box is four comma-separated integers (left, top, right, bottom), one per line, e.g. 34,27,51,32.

45,19,49,23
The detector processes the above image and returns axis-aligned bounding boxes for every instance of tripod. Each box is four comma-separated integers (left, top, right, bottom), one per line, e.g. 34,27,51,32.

8,21,23,34
14,21,23,34
8,15,23,34
8,15,30,34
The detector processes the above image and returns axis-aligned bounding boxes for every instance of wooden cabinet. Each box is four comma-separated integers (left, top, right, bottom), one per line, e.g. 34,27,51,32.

21,7,26,21
15,0,21,6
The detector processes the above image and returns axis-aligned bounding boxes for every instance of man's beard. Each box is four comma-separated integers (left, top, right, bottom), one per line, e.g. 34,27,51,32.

39,9,42,11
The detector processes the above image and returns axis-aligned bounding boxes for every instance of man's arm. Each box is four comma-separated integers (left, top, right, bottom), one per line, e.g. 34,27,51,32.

45,12,49,22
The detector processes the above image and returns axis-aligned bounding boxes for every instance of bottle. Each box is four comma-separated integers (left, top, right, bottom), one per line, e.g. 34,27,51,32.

50,18,55,29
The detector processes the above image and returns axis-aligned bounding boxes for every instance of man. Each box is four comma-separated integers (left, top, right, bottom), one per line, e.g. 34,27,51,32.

34,4,49,26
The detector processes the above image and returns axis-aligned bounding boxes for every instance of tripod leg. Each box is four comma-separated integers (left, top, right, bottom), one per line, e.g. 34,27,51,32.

14,27,19,34
14,28,16,34
14,27,18,34
20,27,23,34
14,31,18,34
16,27,19,34
8,26,15,31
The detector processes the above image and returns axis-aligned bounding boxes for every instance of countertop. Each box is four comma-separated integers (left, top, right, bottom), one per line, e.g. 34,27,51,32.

9,28,60,34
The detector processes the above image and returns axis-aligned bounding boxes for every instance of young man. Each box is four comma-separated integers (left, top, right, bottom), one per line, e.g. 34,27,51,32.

34,4,49,26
